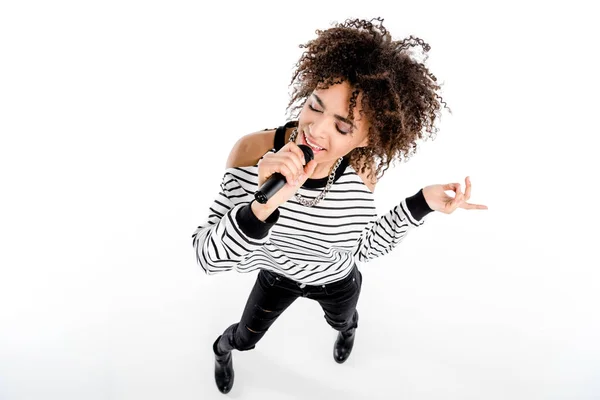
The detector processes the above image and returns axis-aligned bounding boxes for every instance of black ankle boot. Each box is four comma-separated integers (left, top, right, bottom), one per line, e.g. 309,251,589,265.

213,336,234,394
333,328,356,363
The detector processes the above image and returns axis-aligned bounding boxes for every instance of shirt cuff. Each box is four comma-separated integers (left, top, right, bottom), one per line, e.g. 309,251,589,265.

235,200,280,239
405,188,434,221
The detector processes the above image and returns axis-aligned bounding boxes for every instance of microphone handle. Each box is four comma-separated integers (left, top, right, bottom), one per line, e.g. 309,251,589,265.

254,172,287,204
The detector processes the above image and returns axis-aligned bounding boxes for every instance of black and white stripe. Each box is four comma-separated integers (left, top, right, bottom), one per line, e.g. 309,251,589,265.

192,151,431,285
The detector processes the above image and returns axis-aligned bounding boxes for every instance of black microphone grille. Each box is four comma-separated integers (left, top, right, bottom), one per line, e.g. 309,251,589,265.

297,144,314,163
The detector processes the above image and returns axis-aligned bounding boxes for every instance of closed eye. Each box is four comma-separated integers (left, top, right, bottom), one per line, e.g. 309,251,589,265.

307,104,351,134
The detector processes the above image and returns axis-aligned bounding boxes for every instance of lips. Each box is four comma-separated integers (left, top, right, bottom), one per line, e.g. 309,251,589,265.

301,130,326,152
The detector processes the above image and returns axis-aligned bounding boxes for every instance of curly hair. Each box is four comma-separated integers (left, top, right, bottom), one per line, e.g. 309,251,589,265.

285,17,451,183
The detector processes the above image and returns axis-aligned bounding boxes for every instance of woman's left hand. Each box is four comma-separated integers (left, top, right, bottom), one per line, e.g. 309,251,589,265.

422,176,488,214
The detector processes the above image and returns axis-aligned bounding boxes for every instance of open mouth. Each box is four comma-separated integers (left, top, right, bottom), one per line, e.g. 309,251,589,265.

302,130,326,153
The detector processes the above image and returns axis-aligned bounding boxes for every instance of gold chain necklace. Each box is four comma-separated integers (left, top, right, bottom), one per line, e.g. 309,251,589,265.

289,127,343,207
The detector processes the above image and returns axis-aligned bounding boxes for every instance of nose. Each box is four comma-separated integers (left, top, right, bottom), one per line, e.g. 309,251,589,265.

308,120,328,141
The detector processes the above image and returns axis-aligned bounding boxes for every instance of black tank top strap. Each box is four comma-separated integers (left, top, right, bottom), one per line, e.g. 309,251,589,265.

274,120,299,151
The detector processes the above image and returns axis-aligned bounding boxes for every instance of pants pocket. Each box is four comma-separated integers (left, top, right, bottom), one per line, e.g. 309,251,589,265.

258,269,280,287
323,268,359,296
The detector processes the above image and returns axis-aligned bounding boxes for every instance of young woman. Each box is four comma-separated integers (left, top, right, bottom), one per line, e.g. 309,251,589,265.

192,17,487,394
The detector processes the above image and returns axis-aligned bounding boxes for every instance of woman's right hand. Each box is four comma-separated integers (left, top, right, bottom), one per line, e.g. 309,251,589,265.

256,141,318,210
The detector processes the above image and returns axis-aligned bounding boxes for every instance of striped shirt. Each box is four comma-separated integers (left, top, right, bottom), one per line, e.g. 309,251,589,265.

191,121,433,285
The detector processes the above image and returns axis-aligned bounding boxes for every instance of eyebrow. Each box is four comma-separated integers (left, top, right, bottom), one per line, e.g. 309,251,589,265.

312,94,356,128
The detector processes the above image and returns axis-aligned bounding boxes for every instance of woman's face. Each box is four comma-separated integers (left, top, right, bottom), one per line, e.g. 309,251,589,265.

295,81,370,166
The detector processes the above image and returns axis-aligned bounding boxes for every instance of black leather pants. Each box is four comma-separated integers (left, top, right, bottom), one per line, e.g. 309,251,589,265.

215,266,362,353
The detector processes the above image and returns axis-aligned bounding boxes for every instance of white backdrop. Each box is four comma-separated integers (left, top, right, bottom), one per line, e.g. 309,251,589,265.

1,1,599,399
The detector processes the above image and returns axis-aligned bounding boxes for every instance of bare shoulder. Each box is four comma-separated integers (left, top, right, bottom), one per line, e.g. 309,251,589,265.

225,129,276,169
355,162,377,194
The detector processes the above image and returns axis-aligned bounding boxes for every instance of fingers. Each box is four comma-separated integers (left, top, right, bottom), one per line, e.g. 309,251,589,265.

303,159,317,174
295,160,317,186
261,157,301,186
284,153,305,181
272,150,303,185
436,176,486,213
283,142,308,182
461,202,488,210
460,176,487,210
278,164,297,186
452,191,464,209
284,142,307,165
454,183,463,200
443,182,461,192
464,176,471,201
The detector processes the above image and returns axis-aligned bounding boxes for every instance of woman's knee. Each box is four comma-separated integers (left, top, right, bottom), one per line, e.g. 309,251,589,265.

233,322,269,351
325,309,359,332
231,306,284,350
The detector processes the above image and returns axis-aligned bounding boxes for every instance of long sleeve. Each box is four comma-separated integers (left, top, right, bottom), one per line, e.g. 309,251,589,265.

351,188,434,264
191,171,280,275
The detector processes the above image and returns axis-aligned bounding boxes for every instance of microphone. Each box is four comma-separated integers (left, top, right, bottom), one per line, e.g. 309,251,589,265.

254,145,314,204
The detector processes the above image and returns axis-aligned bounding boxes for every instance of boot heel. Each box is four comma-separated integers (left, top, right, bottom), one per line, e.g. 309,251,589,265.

213,336,235,393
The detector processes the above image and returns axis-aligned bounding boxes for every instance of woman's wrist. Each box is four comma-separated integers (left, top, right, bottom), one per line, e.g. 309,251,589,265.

406,188,435,219
251,200,277,222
